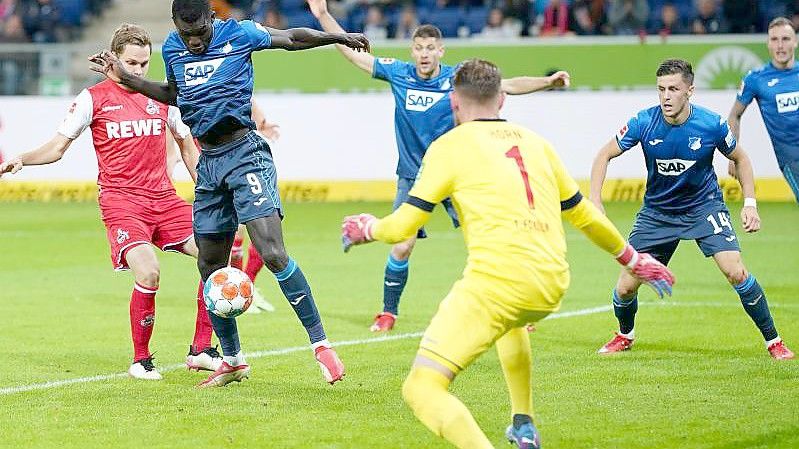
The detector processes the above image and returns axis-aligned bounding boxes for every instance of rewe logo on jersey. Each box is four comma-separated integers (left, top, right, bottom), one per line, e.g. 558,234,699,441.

776,91,799,113
184,57,225,86
656,158,696,176
405,89,446,112
106,119,163,139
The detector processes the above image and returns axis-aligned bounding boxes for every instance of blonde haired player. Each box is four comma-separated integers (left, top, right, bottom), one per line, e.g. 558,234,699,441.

1,24,222,379
342,59,675,448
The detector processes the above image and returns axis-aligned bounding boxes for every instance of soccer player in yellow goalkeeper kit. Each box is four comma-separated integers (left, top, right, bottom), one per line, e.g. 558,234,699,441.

341,59,676,449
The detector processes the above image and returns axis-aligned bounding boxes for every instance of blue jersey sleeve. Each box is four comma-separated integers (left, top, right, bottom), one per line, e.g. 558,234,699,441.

372,58,407,82
615,115,642,151
715,119,737,156
736,70,757,106
162,36,178,83
240,20,272,51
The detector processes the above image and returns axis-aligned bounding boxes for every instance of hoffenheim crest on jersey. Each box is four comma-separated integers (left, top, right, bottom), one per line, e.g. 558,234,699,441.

146,99,159,115
688,137,702,151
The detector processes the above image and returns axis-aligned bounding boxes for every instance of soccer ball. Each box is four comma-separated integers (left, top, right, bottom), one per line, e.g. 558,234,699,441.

203,267,254,318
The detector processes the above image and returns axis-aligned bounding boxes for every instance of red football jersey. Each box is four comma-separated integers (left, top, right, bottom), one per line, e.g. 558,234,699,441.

58,80,190,197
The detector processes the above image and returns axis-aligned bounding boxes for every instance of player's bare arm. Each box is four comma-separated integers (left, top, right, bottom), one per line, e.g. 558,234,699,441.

501,71,571,95
89,51,179,105
307,0,375,73
725,146,761,233
266,26,370,53
589,138,624,214
174,131,199,183
0,134,73,177
726,100,748,178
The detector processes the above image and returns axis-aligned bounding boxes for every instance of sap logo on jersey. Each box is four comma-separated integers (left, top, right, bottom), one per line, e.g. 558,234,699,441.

184,58,225,86
776,91,799,113
405,89,446,112
656,158,696,176
106,119,163,139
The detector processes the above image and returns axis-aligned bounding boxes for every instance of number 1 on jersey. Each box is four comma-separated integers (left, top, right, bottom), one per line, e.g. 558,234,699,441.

505,146,535,208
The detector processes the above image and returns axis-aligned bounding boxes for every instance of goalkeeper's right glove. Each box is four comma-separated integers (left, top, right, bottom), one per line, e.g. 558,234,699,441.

341,213,377,253
616,244,676,298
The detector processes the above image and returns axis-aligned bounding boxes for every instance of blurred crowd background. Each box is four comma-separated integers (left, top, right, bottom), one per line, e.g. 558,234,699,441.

1,0,798,43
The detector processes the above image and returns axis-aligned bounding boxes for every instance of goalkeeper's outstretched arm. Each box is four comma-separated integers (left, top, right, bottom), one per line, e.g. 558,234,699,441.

341,201,432,252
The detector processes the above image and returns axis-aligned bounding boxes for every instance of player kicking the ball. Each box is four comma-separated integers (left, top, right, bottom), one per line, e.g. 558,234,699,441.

342,59,675,449
591,59,793,360
90,0,370,387
0,24,223,379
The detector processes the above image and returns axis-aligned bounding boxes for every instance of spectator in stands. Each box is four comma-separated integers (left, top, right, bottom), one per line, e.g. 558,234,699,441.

692,0,727,34
722,0,756,33
501,0,532,36
0,0,17,20
607,0,649,35
392,5,419,40
262,8,286,28
363,5,388,40
652,3,688,36
478,7,521,38
22,0,61,43
569,0,607,35
540,0,571,36
0,12,26,42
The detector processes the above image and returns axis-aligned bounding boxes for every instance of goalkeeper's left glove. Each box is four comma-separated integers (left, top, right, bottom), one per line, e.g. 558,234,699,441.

616,244,676,298
342,213,377,252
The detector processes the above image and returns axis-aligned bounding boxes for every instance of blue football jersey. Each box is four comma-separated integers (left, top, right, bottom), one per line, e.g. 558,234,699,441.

373,59,457,178
616,104,737,213
737,62,799,169
162,19,271,139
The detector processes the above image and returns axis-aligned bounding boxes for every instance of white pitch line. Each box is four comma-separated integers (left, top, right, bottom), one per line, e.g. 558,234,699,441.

0,300,792,396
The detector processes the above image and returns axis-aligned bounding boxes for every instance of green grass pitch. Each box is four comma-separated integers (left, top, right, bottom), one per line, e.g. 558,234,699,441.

0,201,796,449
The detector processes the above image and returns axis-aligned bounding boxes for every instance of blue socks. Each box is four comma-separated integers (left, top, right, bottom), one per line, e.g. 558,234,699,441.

734,274,778,341
208,312,241,357
383,255,409,316
274,258,327,344
612,289,638,335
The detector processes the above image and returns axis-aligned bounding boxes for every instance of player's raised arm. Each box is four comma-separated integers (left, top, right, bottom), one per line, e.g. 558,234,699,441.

501,71,571,95
308,0,376,73
89,51,179,106
266,25,369,53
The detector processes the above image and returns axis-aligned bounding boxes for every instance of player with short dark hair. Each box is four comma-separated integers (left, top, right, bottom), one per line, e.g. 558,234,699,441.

592,59,794,360
341,58,675,449
89,0,371,387
0,23,223,379
308,0,571,333
729,17,799,203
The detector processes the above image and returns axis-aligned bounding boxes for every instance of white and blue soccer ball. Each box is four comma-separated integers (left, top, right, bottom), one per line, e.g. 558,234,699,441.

204,267,254,318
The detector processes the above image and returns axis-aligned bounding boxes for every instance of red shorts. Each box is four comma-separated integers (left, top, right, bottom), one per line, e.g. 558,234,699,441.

99,189,194,270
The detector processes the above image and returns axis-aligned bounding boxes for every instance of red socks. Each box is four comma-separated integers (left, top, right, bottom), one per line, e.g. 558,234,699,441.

245,244,264,281
193,280,214,351
130,282,156,362
230,235,244,269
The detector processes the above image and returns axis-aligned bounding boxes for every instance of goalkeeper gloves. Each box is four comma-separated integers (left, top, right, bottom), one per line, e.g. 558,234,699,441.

342,213,377,252
616,244,676,298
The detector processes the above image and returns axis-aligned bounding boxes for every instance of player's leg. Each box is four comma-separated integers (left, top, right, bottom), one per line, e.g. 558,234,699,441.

496,325,547,448
231,132,343,383
238,227,274,313
245,214,344,382
152,194,222,371
711,250,794,360
193,151,250,387
781,161,799,204
402,278,517,448
599,208,679,354
124,244,163,380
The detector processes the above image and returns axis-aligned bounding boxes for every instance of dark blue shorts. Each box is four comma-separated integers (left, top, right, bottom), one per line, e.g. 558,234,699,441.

781,160,799,204
628,203,740,265
193,131,282,235
393,177,460,239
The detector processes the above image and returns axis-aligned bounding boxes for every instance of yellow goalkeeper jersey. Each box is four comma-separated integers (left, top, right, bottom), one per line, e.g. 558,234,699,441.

408,119,582,310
